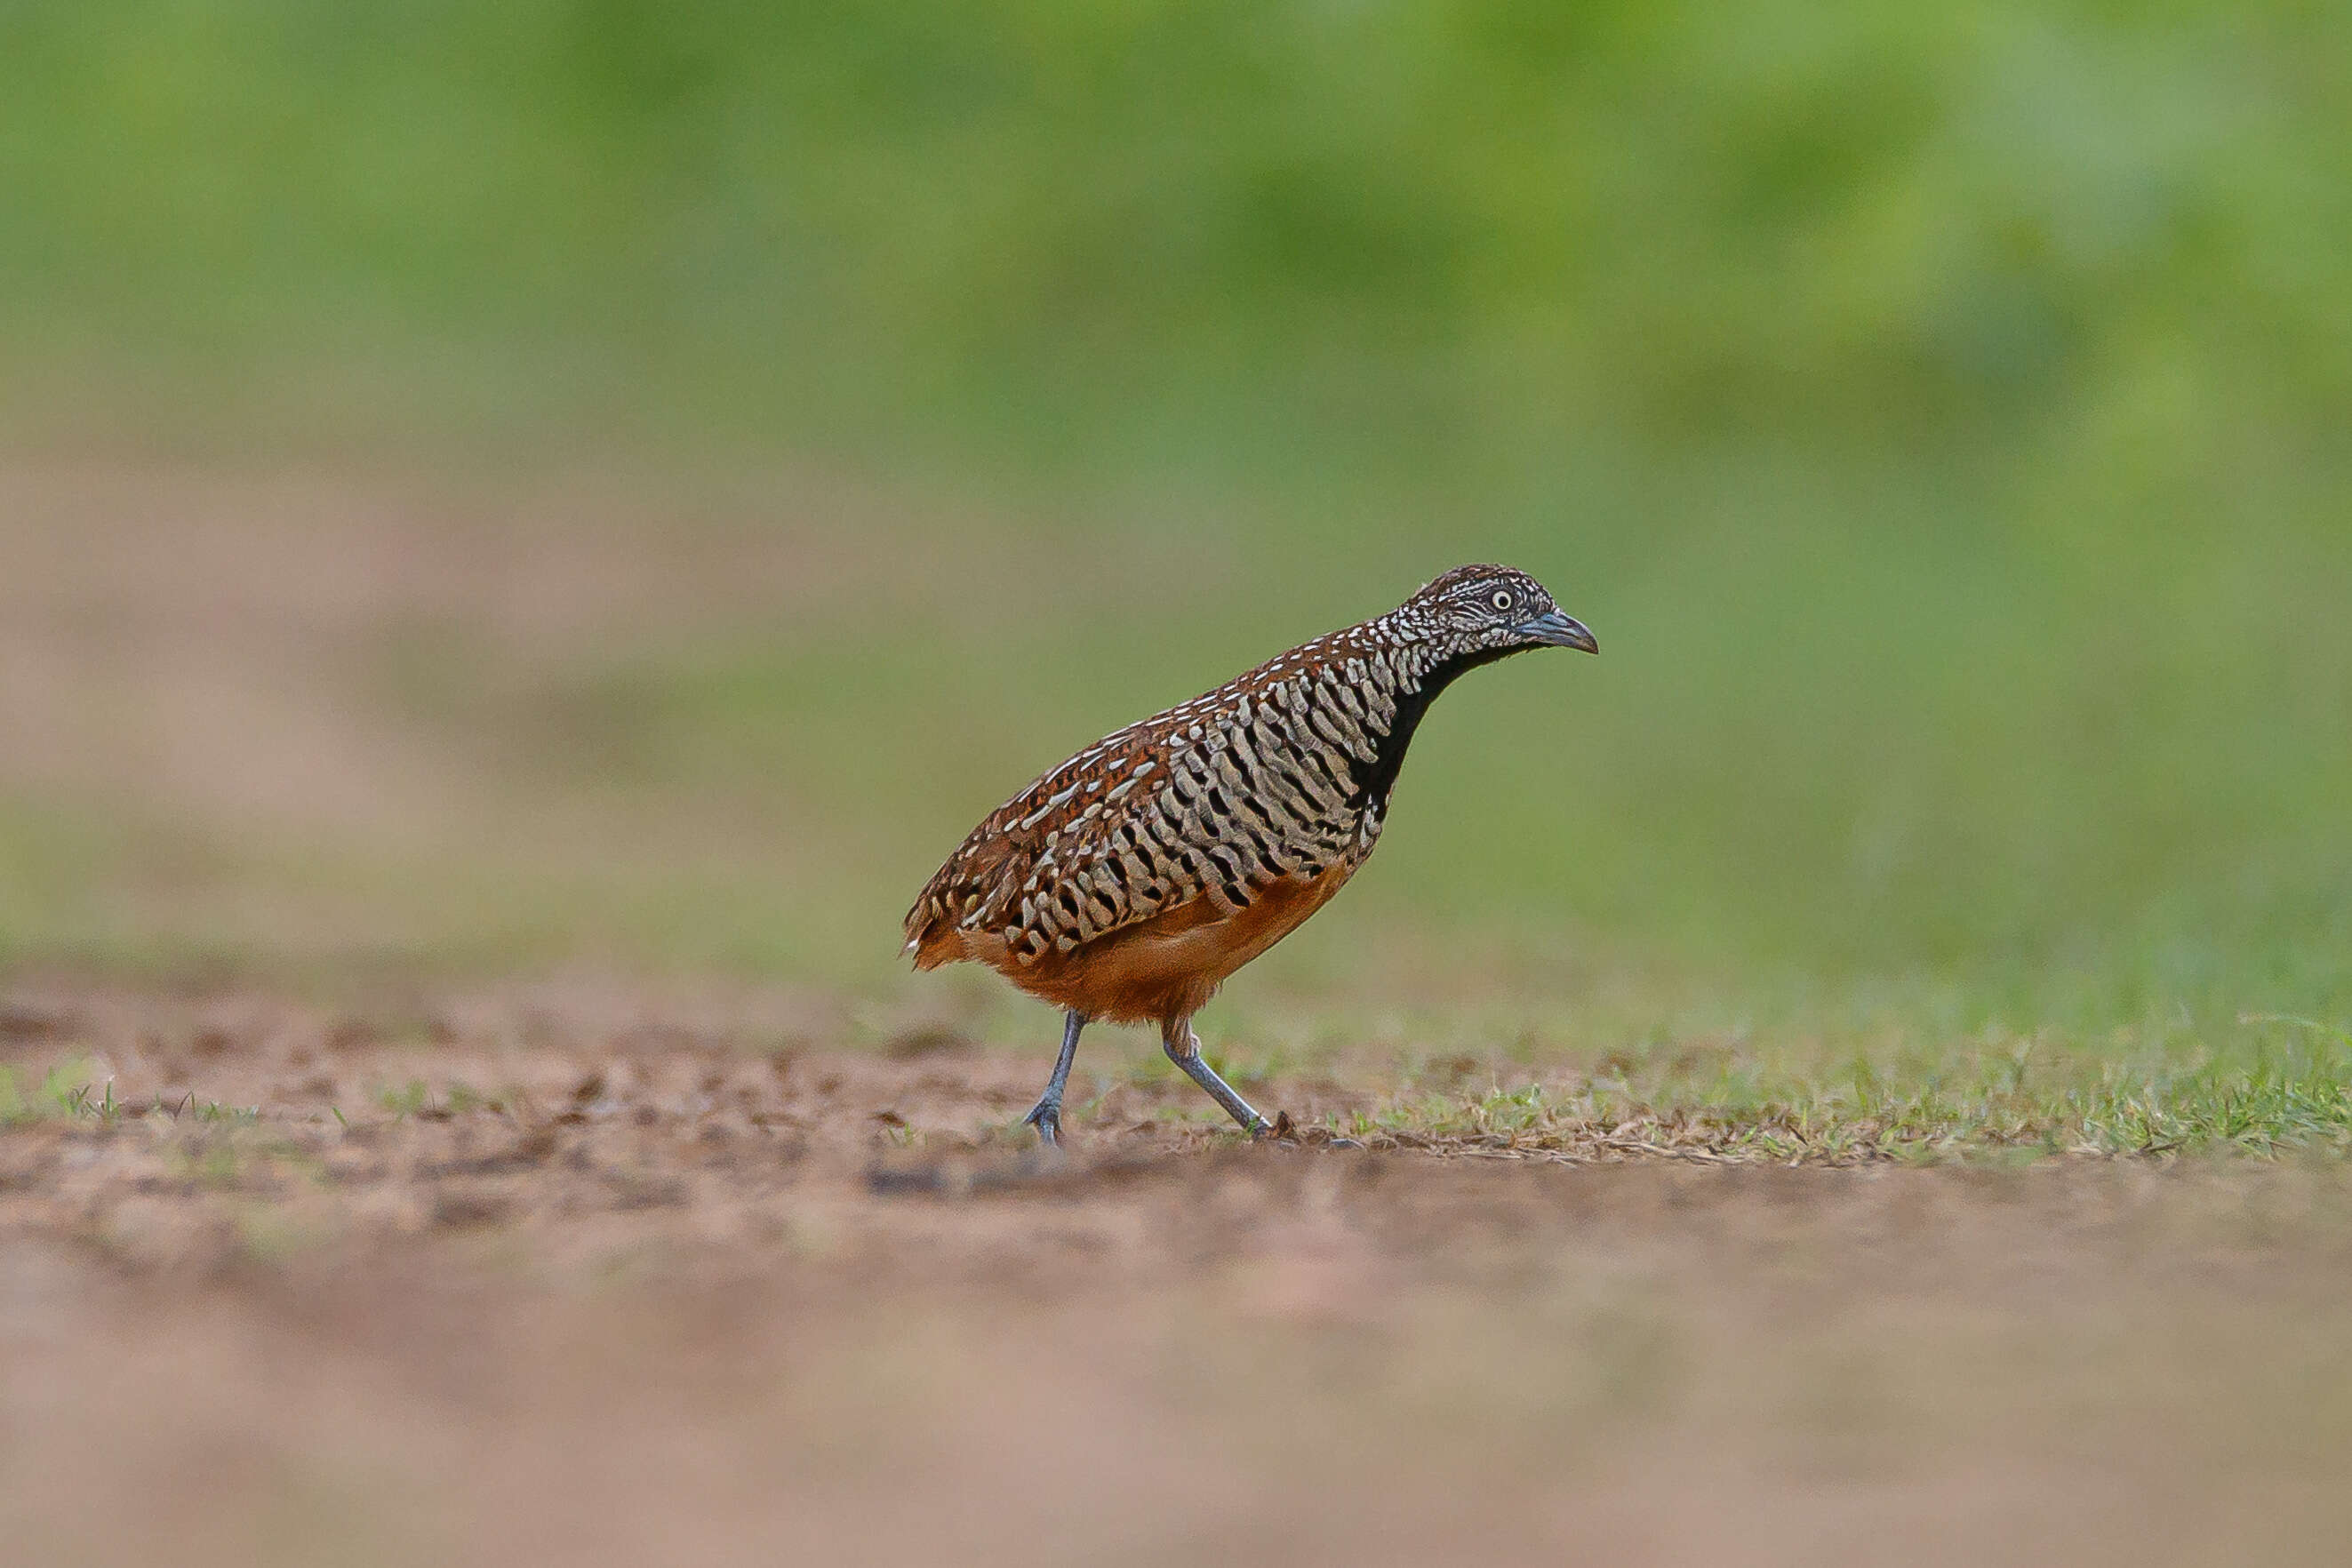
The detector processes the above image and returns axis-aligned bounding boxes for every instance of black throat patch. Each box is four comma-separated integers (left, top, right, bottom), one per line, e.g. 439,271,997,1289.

1347,643,1530,820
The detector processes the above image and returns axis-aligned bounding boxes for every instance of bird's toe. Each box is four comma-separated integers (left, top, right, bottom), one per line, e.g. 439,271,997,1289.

1256,1111,1363,1149
1021,1101,1062,1146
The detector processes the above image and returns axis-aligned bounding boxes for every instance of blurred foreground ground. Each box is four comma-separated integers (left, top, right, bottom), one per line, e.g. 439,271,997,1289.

1,980,2348,1568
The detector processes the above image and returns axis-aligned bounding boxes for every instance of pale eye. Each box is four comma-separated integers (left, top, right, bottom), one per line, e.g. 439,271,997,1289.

1490,589,1513,612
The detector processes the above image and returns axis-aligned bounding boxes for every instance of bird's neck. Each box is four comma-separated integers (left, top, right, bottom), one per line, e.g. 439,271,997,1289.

1346,622,1525,820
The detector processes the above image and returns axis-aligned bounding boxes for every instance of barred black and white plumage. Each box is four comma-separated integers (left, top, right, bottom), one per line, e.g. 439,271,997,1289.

905,563,1596,1143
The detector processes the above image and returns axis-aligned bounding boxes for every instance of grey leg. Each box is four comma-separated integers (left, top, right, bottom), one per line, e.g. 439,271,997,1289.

1021,1011,1087,1145
1161,1019,1272,1137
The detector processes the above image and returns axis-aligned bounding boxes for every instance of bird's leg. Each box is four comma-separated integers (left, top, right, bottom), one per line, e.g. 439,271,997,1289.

1020,1011,1087,1146
1161,1018,1272,1137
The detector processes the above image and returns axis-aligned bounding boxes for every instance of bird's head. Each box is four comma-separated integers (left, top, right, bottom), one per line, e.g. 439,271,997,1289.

1403,564,1598,660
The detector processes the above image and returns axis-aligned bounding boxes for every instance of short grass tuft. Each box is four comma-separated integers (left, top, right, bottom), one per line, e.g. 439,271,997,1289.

1346,1033,2352,1164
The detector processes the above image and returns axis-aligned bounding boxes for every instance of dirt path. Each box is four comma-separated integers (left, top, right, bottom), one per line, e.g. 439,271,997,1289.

2,982,2348,1566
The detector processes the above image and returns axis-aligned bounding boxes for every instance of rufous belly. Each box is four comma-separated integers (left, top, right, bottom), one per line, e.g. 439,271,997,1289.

939,859,1360,1024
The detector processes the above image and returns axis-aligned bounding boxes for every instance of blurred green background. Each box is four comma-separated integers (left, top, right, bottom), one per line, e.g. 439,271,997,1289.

1,0,2347,1051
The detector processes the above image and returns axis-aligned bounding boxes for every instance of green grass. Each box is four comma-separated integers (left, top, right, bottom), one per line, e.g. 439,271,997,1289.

1348,1024,2352,1163
0,1059,120,1124
0,1060,257,1128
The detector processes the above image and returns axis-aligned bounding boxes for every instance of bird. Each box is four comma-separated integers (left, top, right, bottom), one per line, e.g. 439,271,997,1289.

903,563,1596,1144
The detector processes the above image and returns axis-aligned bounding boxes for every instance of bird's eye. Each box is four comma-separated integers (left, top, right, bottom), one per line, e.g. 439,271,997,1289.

1491,590,1513,612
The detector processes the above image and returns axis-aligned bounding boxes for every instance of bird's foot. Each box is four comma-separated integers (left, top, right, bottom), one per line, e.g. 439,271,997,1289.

1253,1111,1363,1149
1020,1098,1062,1148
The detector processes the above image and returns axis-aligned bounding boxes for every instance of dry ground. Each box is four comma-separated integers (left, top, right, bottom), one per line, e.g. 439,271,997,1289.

0,980,2348,1568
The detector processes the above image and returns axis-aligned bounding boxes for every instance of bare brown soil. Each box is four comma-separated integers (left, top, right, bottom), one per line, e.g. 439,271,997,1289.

0,980,2348,1567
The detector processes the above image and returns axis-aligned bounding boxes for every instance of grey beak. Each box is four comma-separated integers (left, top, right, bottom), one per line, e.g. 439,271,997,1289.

1524,610,1598,653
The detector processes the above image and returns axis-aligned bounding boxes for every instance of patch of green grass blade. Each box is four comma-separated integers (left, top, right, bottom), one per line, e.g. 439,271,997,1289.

0,1059,125,1125
1349,1036,2352,1164
0,1060,262,1129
